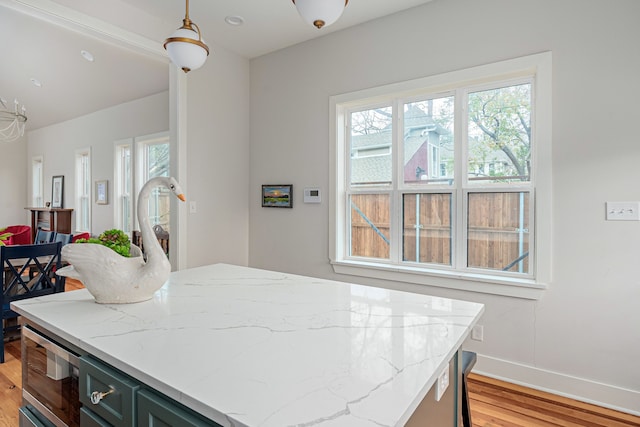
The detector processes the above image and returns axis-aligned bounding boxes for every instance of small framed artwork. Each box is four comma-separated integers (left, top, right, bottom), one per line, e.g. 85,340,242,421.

51,175,64,208
95,180,108,205
262,184,293,208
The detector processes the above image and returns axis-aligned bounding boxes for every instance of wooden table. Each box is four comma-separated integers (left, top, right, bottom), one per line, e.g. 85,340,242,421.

24,207,73,241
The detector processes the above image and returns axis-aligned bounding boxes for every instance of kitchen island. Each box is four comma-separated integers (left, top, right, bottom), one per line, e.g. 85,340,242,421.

12,263,484,427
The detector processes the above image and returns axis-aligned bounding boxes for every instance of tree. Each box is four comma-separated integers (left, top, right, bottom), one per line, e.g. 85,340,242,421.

350,107,392,135
467,83,531,180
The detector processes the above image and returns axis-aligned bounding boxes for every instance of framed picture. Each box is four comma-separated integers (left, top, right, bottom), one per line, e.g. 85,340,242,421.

262,184,293,208
51,175,64,208
95,180,108,205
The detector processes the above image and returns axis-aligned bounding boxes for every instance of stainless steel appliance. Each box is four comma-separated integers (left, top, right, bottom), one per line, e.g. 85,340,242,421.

20,325,81,427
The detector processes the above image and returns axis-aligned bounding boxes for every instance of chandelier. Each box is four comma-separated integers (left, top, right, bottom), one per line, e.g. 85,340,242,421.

164,0,209,73
292,0,349,29
0,98,27,143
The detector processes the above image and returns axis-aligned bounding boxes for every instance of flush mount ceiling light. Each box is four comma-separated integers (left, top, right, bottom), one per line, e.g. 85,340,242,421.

81,50,95,62
163,0,209,73
0,98,27,142
292,0,349,29
225,15,245,26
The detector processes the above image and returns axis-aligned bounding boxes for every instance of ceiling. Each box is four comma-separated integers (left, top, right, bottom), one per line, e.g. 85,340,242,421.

0,0,433,131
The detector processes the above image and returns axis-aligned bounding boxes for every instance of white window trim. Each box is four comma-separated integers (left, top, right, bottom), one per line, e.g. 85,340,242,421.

329,52,552,300
114,138,134,233
31,155,44,207
75,147,92,232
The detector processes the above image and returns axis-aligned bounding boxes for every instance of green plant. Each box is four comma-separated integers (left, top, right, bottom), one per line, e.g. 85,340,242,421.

76,229,131,257
0,228,12,246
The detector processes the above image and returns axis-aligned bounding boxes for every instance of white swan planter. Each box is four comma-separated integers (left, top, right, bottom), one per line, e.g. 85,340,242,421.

57,177,186,304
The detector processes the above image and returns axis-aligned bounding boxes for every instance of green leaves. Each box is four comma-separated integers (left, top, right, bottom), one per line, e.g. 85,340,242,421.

76,229,131,257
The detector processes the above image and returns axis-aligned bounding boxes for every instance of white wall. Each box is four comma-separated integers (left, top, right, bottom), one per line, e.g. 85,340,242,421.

184,46,250,268
249,0,640,414
0,135,28,226
27,91,169,234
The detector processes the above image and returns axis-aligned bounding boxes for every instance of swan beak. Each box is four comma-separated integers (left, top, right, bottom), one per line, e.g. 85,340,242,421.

177,194,186,202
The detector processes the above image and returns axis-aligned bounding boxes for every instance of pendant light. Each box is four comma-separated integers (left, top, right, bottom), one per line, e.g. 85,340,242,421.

292,0,349,29
164,0,209,73
0,98,27,143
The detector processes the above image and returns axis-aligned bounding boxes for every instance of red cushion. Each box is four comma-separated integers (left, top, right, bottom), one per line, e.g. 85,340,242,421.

2,225,32,245
72,232,91,243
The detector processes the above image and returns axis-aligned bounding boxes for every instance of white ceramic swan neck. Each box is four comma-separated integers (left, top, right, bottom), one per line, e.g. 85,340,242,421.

137,176,185,266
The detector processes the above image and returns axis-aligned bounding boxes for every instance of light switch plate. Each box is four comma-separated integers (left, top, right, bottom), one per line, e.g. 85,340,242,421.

435,362,449,402
606,201,640,221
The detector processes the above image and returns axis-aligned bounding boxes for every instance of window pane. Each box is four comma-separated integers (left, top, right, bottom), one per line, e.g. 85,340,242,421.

467,83,531,183
403,194,451,265
147,143,169,178
467,192,530,273
32,159,43,207
350,194,390,259
350,107,392,186
144,142,171,232
403,97,454,185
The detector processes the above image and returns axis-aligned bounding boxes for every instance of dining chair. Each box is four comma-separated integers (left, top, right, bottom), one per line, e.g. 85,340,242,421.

53,232,73,246
34,228,56,244
1,242,64,363
153,225,170,256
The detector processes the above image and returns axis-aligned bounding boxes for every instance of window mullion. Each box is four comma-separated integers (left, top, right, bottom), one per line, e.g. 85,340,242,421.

454,89,467,271
390,99,403,264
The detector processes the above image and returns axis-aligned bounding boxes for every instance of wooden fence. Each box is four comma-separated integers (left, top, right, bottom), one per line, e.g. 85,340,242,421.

350,192,529,272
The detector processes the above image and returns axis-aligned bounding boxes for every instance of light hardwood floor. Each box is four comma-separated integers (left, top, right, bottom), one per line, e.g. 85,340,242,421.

467,374,640,427
1,279,639,427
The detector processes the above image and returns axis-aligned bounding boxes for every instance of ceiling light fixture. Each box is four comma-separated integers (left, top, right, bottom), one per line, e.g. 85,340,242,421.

0,98,27,142
81,50,95,62
163,0,209,73
292,0,349,29
225,15,244,26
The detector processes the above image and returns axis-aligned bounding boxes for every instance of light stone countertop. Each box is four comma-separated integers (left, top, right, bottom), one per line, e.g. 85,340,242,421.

12,263,484,427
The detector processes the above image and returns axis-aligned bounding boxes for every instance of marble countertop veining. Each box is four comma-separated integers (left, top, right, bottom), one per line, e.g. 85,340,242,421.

12,263,484,427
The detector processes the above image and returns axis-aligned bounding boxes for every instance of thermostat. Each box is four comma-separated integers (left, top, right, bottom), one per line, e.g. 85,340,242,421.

304,188,321,203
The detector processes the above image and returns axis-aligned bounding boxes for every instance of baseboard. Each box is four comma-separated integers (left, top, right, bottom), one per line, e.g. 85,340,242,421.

475,354,640,417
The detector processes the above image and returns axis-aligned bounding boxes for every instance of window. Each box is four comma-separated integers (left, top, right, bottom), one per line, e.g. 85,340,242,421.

135,133,170,232
75,148,91,232
114,133,170,235
330,53,551,298
114,139,133,233
31,156,43,207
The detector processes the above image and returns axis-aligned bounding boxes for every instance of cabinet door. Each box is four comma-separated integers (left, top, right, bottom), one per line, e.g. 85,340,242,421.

19,406,56,427
79,356,140,427
80,407,112,427
137,389,220,427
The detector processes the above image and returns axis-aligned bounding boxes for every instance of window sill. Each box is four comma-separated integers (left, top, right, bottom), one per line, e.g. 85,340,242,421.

330,260,547,300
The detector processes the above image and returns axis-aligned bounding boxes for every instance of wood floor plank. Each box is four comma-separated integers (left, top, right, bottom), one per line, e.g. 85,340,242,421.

469,381,616,427
471,398,559,427
0,341,21,427
468,374,640,427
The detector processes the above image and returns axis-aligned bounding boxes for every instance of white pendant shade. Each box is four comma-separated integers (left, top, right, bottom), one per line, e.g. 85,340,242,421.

165,27,208,73
164,0,209,73
293,0,348,29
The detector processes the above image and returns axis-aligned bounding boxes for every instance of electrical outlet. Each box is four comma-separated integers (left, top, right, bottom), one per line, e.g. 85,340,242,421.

435,363,449,401
606,201,640,221
471,325,484,342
